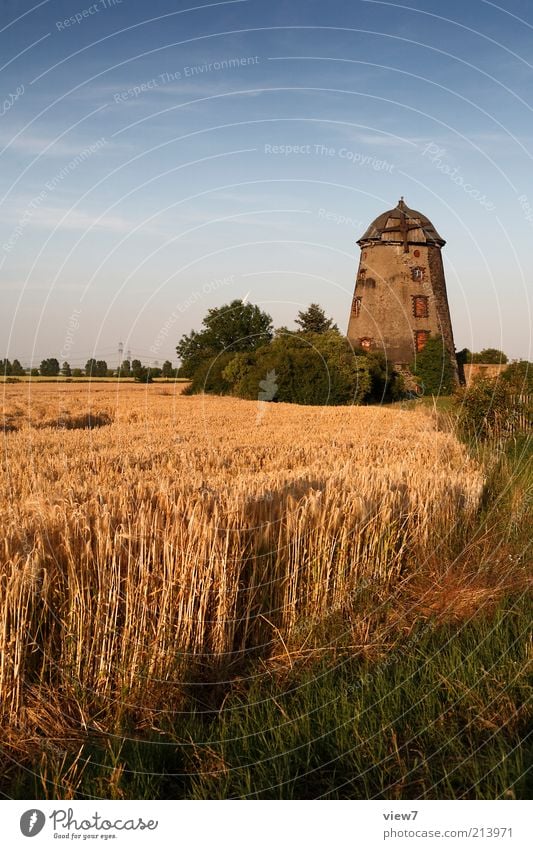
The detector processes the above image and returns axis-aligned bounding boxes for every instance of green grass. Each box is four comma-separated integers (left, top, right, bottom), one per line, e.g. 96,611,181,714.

388,395,456,413
186,597,531,800
4,593,530,800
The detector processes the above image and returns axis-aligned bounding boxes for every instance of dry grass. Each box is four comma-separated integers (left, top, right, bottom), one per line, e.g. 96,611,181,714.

0,384,484,742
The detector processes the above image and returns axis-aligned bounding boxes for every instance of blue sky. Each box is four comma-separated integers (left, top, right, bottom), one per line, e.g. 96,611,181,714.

1,0,532,366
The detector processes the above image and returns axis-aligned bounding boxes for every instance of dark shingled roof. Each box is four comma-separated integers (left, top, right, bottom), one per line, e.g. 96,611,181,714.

357,198,445,247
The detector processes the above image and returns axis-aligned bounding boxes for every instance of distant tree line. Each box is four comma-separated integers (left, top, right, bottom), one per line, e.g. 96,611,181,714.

1,357,178,380
0,358,25,376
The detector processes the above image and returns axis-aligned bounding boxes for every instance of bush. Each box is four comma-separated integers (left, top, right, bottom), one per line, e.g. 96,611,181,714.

133,367,154,384
363,350,405,403
471,348,508,364
177,303,406,406
457,377,531,440
500,360,533,394
223,332,377,406
410,335,456,396
183,352,236,396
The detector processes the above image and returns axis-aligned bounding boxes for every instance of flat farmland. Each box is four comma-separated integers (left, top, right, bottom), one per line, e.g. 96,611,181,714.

1,384,481,709
1,384,530,799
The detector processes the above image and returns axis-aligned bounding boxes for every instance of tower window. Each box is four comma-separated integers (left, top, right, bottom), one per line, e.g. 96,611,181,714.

414,330,430,352
360,337,372,350
411,266,425,282
412,295,429,318
351,296,362,317
365,277,376,288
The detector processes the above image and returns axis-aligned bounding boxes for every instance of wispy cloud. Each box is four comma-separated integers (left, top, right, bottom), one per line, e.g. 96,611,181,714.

0,132,104,158
1,205,165,236
70,77,266,107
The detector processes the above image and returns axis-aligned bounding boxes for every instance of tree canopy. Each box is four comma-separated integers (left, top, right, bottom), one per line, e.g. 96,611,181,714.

85,358,107,377
471,348,508,364
1,358,25,376
222,331,373,405
177,299,273,377
295,303,338,334
40,358,60,376
457,347,508,365
178,300,403,405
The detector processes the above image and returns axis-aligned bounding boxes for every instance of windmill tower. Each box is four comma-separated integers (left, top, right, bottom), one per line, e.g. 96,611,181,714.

347,198,458,382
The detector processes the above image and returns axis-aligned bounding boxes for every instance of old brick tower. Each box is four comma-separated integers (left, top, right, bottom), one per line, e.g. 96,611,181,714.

347,198,457,380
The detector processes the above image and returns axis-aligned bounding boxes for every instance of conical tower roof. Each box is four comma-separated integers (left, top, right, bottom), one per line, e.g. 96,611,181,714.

357,198,445,249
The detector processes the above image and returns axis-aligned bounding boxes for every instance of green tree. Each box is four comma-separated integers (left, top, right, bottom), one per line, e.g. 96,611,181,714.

40,358,60,376
85,358,97,377
295,303,338,334
471,348,508,364
162,360,174,378
95,360,108,377
176,299,273,377
410,336,456,396
11,359,25,376
61,361,72,377
72,368,83,377
131,359,143,378
118,359,131,377
223,331,373,406
1,358,12,375
133,365,154,383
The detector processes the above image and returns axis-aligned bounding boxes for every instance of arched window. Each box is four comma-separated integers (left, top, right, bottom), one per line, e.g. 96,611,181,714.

412,295,429,318
414,330,430,352
411,266,425,282
351,296,362,317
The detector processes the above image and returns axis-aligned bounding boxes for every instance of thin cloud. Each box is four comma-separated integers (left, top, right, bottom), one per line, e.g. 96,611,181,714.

4,205,166,236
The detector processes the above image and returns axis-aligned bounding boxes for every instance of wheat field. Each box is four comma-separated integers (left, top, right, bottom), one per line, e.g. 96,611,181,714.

0,383,484,742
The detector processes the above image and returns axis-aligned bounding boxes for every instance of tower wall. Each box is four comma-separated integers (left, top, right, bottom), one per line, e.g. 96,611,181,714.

347,239,457,379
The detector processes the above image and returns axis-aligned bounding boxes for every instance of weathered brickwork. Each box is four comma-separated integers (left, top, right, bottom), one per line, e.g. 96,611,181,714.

347,199,458,383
